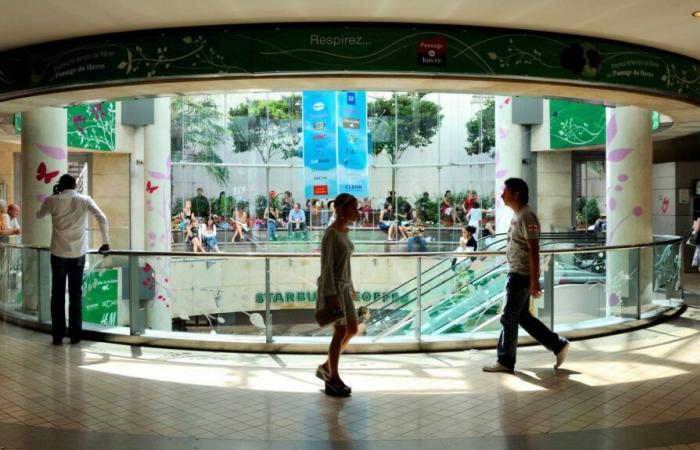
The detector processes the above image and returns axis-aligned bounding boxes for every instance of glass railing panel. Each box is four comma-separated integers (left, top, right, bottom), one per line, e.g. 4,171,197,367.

552,248,635,332
646,241,683,315
0,245,26,316
268,255,320,338
129,255,267,338
81,253,129,332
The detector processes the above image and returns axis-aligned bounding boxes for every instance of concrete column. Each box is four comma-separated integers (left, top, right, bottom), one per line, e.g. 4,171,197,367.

21,107,68,311
605,106,653,315
494,96,524,233
143,98,172,331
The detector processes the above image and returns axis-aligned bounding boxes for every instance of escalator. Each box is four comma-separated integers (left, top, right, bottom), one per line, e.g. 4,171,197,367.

363,232,606,340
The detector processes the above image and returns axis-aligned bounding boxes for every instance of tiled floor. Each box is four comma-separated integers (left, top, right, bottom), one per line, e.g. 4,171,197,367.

0,275,700,450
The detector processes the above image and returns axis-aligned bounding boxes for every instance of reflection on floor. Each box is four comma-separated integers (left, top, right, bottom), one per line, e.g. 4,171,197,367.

0,274,700,450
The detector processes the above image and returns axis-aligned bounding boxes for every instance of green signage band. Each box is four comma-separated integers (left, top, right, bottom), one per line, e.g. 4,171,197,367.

1,23,699,104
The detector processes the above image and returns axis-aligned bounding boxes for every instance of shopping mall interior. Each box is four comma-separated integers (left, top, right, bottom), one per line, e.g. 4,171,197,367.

1,1,700,448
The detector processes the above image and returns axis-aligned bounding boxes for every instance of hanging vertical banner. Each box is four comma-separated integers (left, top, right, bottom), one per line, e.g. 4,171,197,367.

336,91,369,197
303,91,338,198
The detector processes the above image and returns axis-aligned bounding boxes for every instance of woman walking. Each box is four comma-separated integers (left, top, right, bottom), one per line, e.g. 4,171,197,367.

315,193,359,397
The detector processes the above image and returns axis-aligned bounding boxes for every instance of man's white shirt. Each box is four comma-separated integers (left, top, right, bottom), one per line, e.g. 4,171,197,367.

36,189,109,258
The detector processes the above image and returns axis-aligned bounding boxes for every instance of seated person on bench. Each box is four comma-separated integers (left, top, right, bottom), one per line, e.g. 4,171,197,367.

287,202,308,239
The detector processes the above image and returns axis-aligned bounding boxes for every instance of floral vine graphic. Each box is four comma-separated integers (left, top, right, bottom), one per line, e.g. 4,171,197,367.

661,63,700,95
115,35,248,77
550,100,606,148
67,102,116,151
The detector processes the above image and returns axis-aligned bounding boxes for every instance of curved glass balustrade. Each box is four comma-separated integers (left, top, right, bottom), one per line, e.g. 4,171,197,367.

0,234,685,352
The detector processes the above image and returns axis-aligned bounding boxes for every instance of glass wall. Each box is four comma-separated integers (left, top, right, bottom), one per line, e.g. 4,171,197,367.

170,91,496,252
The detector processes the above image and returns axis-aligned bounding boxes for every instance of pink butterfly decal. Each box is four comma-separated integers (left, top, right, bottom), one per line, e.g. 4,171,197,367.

499,97,511,109
145,181,159,194
36,162,60,184
498,127,509,140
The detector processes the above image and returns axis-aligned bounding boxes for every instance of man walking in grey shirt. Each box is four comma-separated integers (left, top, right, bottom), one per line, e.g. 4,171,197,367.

483,178,569,373
37,174,110,345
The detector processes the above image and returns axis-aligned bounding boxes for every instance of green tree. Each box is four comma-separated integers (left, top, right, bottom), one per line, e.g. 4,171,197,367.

465,98,495,157
171,96,230,185
368,92,443,164
368,92,442,200
227,94,302,163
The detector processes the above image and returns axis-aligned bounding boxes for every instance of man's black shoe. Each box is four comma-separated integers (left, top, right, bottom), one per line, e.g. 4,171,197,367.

52,338,63,345
70,337,81,344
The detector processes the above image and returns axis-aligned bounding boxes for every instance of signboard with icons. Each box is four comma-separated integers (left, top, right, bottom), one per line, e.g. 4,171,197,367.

303,91,369,198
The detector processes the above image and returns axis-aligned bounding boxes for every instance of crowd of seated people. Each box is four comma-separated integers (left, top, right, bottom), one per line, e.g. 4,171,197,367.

172,186,496,251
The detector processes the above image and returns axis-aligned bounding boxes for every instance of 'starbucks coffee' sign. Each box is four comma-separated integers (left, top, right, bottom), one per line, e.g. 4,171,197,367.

82,268,120,326
255,290,409,305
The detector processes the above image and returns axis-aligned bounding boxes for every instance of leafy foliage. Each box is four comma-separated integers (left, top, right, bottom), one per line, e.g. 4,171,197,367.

576,197,601,225
228,94,302,162
171,96,230,185
367,93,443,164
465,99,495,157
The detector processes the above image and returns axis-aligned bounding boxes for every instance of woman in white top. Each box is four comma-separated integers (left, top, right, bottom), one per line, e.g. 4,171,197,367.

466,201,483,235
201,216,220,253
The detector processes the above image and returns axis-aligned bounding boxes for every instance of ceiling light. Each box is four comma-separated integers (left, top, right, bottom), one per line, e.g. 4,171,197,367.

693,10,700,17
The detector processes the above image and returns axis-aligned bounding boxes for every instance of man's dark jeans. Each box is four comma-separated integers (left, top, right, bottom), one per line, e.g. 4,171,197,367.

497,273,567,370
50,254,85,342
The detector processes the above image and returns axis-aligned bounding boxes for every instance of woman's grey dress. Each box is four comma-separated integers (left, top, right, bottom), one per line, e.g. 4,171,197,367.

316,227,358,325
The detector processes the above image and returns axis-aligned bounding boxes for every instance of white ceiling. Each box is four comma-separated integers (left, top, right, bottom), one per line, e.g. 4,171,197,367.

1,0,700,60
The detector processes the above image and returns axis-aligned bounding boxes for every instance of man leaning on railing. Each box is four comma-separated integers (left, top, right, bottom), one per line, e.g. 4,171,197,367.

36,174,110,345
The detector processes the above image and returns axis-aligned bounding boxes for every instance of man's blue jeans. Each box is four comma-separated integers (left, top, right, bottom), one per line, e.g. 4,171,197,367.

497,273,567,370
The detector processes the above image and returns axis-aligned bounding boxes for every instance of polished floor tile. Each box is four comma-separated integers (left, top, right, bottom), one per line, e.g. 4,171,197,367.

0,274,699,449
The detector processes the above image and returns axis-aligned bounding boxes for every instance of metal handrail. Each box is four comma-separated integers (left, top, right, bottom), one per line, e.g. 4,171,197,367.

0,236,683,258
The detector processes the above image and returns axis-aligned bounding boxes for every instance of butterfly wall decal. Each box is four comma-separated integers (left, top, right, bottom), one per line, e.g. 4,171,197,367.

145,181,159,194
36,162,59,184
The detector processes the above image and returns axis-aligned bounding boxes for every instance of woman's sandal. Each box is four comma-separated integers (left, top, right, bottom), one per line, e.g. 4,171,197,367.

325,380,351,397
316,364,352,393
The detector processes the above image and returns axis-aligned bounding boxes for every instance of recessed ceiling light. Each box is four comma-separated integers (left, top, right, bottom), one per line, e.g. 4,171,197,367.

693,10,700,17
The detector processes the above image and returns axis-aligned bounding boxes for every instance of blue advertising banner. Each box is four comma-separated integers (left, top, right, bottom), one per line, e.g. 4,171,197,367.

303,91,338,198
336,91,369,197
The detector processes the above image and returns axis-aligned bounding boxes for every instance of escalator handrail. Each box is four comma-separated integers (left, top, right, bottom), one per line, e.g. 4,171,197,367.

358,234,510,310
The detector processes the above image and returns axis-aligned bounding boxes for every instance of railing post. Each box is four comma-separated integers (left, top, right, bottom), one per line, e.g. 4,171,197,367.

678,242,684,300
414,257,422,342
544,254,555,330
265,257,272,343
636,248,642,319
129,255,145,335
37,250,51,323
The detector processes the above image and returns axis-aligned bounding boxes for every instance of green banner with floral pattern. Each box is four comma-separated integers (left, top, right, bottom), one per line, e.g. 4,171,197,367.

0,24,699,104
14,101,115,151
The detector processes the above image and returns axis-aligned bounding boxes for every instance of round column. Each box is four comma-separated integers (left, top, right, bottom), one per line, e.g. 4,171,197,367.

143,98,172,331
21,107,67,312
494,96,524,233
605,106,653,315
